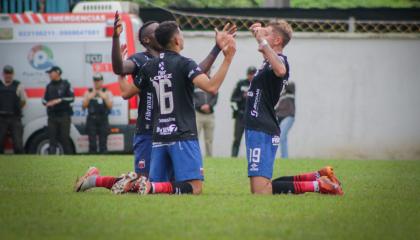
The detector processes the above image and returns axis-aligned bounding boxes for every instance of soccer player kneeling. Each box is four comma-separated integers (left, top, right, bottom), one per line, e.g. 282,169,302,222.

246,20,343,195
123,21,236,195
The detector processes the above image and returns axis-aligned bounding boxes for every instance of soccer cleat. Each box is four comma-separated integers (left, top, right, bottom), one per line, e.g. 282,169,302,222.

110,172,138,194
123,176,151,195
318,166,342,186
74,166,100,192
318,176,344,195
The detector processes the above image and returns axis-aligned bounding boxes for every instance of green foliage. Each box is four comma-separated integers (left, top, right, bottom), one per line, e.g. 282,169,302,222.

0,155,419,239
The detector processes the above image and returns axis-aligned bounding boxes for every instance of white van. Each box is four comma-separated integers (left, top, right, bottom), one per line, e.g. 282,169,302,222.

0,1,142,154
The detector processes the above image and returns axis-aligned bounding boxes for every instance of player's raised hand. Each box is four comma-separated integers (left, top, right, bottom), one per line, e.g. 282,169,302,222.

249,22,262,31
215,22,237,49
113,11,123,38
222,35,236,59
250,22,268,44
120,44,128,60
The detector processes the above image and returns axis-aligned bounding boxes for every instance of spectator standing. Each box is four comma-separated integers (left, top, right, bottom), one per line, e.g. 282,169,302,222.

194,86,218,157
230,66,256,157
0,65,26,154
82,73,113,154
275,81,295,158
42,66,74,154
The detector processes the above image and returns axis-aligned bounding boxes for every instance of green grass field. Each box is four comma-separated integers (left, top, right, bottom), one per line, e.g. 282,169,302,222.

0,155,419,240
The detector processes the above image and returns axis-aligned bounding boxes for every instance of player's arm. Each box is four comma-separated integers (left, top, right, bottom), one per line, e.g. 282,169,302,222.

193,36,236,95
117,43,140,99
112,11,136,75
118,75,140,99
259,43,287,78
250,23,286,78
198,23,237,73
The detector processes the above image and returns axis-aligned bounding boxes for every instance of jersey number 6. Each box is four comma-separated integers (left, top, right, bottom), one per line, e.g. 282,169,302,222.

153,79,174,114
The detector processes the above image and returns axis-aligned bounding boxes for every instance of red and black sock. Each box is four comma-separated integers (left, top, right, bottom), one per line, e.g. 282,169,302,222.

293,172,319,182
272,177,316,194
273,172,319,182
150,181,193,194
95,176,118,189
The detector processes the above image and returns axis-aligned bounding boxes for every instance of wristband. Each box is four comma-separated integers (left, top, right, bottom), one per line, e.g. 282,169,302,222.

259,39,268,48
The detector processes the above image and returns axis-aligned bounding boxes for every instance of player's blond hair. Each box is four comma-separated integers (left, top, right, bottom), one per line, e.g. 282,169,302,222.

267,20,293,47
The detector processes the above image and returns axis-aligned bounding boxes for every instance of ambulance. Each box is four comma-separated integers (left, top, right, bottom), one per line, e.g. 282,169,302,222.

0,1,142,154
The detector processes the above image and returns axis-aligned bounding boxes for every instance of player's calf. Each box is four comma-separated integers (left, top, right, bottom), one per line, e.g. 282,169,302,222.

125,178,197,195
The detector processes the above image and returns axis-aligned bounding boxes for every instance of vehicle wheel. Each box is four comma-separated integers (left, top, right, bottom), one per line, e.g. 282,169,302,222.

27,131,74,155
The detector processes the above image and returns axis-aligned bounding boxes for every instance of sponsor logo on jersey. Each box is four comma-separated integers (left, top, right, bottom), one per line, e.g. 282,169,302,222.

251,110,258,117
159,61,165,71
158,117,176,123
250,89,261,117
156,124,178,135
272,135,280,146
145,92,153,121
188,69,195,78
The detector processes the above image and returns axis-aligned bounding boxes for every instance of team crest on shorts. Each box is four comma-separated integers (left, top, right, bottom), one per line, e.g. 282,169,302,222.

138,160,146,169
272,136,280,146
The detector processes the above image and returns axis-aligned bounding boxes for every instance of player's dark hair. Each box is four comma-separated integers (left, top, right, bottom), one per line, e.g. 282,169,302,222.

154,21,179,49
138,21,158,46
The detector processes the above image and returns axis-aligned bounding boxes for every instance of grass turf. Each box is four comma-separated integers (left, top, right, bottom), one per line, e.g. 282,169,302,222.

0,155,419,240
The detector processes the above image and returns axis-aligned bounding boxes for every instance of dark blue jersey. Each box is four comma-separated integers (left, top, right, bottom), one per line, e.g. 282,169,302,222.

138,50,203,142
245,54,290,135
128,52,154,134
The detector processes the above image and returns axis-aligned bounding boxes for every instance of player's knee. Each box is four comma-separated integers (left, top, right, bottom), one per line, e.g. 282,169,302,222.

192,187,202,195
250,177,272,195
188,180,203,195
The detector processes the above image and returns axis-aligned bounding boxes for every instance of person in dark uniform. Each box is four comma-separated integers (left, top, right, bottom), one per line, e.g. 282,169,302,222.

0,65,27,154
246,21,342,196
74,15,237,194
42,66,74,155
122,21,236,195
82,73,113,154
230,66,256,157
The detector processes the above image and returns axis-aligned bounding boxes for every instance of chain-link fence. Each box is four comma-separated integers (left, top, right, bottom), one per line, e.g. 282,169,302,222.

170,10,420,34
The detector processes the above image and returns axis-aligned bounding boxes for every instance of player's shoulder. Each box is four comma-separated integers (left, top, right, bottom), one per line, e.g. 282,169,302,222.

179,55,196,64
128,52,148,60
128,52,153,65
